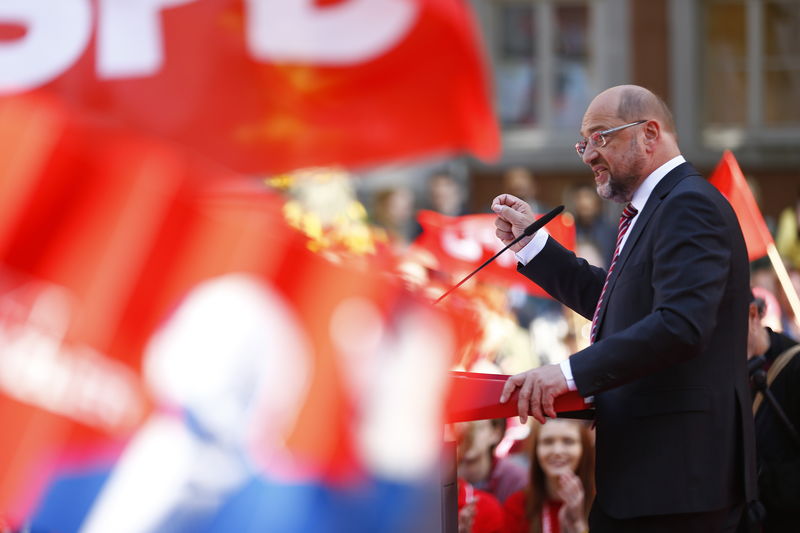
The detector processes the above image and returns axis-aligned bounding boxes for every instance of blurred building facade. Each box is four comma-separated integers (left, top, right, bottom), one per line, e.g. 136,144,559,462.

467,0,800,219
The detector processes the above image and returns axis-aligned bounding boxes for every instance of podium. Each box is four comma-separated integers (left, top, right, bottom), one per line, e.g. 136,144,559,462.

439,371,593,533
445,371,593,423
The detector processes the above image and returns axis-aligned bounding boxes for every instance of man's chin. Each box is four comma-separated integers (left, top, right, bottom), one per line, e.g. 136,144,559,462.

596,183,612,201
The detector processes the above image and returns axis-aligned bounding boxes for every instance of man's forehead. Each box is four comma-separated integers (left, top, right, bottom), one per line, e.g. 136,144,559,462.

580,110,618,136
580,93,620,134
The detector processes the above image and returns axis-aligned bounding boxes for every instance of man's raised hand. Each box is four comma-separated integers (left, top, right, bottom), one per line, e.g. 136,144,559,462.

491,194,536,252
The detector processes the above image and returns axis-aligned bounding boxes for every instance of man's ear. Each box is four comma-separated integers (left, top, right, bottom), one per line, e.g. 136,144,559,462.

642,120,660,148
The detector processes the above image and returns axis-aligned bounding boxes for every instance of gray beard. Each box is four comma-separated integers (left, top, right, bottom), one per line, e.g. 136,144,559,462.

596,177,633,204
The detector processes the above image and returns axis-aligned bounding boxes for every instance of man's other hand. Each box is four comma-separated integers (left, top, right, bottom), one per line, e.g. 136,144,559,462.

499,364,569,424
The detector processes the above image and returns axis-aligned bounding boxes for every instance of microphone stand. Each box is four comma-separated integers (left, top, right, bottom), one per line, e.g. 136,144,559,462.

435,205,564,305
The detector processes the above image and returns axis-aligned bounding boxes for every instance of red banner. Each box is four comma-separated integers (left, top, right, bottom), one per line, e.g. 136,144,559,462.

0,0,499,174
414,210,576,297
708,150,772,261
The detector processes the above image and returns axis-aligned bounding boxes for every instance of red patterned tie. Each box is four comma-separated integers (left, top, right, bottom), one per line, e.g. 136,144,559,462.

590,203,638,343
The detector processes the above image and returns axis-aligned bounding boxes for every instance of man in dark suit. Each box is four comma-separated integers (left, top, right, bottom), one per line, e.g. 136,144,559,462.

492,85,757,532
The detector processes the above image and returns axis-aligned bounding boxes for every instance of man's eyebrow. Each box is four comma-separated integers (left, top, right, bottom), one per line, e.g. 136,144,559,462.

579,125,605,137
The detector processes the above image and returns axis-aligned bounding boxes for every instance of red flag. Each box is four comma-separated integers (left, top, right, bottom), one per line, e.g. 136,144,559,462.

708,150,773,261
0,94,296,521
1,0,499,173
414,210,576,297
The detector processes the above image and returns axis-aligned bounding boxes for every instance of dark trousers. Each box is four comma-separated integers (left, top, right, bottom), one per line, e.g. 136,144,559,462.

588,501,746,533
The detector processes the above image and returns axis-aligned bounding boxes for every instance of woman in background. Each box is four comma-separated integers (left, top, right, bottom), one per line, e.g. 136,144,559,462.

503,419,594,533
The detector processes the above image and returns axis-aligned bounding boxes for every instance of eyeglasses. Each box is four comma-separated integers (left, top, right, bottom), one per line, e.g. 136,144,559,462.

575,120,648,157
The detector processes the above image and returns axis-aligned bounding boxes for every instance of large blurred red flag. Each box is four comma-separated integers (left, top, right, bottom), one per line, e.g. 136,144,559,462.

0,93,293,522
414,210,577,297
0,94,463,529
0,0,499,173
708,150,773,261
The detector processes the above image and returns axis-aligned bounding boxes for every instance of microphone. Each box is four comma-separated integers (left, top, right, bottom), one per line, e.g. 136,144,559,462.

435,205,565,304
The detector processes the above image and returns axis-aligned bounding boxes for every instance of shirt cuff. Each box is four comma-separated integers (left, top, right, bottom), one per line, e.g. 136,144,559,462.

559,359,577,391
514,229,549,266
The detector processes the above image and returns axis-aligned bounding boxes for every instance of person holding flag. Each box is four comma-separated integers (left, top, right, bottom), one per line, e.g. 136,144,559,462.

492,85,757,532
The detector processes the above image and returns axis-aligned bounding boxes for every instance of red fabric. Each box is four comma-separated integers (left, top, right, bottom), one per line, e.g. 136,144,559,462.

459,478,506,533
0,95,463,523
503,491,562,533
3,0,499,174
708,150,772,261
503,490,529,533
414,211,576,297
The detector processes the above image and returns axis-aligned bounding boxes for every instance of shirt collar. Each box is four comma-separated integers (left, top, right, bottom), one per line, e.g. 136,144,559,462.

630,155,685,212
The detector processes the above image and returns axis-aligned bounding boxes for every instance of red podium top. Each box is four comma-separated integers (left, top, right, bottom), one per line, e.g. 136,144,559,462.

445,371,593,423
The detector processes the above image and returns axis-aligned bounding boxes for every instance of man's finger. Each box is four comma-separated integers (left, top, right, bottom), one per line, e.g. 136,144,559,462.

517,375,534,424
531,380,545,424
494,218,514,241
542,389,557,419
500,374,521,403
496,228,514,243
494,217,512,232
491,193,524,211
492,204,530,227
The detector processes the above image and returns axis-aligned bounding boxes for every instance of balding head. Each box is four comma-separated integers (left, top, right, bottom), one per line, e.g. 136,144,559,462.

592,85,676,137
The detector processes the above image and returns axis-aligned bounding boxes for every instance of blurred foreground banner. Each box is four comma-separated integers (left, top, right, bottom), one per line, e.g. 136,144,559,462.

0,0,499,174
414,210,576,297
0,95,458,532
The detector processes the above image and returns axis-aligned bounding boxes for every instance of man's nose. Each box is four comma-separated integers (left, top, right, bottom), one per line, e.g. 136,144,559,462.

581,144,598,165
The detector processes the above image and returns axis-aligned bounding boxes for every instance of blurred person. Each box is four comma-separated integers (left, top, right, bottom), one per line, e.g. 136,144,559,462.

371,186,417,249
457,419,528,504
469,287,538,376
569,183,617,268
493,85,756,532
428,171,468,217
502,167,547,215
503,419,595,533
747,292,800,532
458,477,506,533
528,313,572,368
751,284,782,334
751,266,779,309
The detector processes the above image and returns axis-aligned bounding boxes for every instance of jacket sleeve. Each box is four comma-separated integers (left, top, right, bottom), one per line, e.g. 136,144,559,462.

517,237,607,321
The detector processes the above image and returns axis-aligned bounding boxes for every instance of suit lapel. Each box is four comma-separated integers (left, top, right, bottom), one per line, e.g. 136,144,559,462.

593,163,698,338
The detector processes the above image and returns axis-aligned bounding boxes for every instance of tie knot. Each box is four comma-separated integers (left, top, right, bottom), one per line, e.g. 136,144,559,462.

621,203,638,220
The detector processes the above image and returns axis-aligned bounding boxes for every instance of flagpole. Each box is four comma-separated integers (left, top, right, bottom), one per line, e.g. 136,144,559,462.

766,242,800,331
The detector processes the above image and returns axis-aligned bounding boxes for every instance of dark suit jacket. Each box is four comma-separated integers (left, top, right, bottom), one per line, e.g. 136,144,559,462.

519,162,757,519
